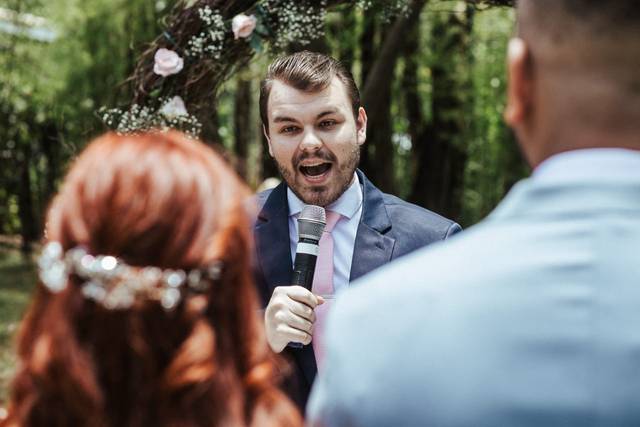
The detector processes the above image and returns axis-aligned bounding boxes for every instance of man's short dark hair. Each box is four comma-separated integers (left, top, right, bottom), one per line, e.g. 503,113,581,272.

521,0,639,41
520,0,639,96
259,51,360,131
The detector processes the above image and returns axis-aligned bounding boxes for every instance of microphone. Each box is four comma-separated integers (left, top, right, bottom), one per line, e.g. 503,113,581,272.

292,205,326,289
289,205,326,348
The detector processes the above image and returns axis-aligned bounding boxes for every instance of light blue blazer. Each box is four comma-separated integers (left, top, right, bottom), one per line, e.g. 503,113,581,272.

308,151,640,427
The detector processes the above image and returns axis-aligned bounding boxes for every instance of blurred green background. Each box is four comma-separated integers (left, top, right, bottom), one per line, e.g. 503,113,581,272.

0,239,35,402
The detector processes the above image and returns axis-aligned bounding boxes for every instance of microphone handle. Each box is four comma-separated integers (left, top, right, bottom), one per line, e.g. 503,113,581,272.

291,253,318,289
289,238,319,349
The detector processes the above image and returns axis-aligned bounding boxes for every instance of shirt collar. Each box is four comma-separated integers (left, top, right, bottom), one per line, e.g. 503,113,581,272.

287,172,363,219
533,148,640,184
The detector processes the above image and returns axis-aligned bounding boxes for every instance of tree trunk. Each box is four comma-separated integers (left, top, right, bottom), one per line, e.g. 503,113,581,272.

409,5,473,221
201,107,221,146
368,75,395,193
361,0,427,125
360,0,428,193
234,76,252,180
337,8,357,68
17,143,38,254
402,5,425,198
0,185,8,235
358,12,376,179
41,122,60,208
403,20,423,150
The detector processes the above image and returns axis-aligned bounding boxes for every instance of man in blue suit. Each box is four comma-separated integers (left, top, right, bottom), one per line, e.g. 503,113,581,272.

308,1,640,426
254,51,461,410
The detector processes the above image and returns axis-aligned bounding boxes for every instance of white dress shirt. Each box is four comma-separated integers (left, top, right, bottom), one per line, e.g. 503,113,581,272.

287,173,364,293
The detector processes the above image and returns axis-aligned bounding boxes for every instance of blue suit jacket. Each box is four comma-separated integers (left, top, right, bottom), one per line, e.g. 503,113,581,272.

308,156,640,426
253,169,460,409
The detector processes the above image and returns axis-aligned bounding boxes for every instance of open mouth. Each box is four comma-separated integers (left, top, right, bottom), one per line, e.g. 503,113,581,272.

299,162,332,178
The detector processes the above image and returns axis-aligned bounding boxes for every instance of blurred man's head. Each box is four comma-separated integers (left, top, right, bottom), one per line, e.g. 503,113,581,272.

505,0,640,168
259,51,367,206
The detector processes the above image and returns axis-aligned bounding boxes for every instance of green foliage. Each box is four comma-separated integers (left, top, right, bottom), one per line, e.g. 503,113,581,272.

461,6,527,225
0,0,521,236
0,243,36,401
0,0,163,243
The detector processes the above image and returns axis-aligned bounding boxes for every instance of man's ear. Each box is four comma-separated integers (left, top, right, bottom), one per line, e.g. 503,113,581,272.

504,38,533,128
263,124,274,157
356,107,367,146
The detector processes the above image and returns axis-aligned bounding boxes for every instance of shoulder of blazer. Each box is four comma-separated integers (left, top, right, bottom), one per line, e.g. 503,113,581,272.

253,182,289,225
255,189,273,216
357,169,460,239
380,193,461,242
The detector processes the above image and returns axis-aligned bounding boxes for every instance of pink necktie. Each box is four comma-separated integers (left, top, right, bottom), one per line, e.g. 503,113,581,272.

311,210,341,370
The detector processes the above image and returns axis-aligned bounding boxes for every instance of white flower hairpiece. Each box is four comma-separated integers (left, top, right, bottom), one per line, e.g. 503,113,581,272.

37,242,222,311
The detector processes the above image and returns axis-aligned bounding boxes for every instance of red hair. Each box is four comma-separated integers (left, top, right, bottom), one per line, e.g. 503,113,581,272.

2,131,301,427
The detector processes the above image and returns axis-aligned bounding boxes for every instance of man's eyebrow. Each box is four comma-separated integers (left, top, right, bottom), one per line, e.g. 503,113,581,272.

316,109,340,119
272,109,341,123
272,116,298,123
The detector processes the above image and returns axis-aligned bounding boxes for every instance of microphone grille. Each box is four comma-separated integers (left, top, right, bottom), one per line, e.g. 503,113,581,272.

298,205,326,241
299,205,326,223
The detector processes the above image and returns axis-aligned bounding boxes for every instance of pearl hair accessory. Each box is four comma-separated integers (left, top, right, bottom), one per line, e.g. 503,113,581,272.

37,241,222,310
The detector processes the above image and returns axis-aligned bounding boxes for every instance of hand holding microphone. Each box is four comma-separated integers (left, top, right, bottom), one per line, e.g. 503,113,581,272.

264,205,326,353
264,286,324,352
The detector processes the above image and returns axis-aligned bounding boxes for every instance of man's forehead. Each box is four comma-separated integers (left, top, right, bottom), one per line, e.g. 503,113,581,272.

267,78,351,119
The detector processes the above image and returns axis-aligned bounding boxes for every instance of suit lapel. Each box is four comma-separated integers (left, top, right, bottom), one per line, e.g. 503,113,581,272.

255,182,293,295
350,170,396,282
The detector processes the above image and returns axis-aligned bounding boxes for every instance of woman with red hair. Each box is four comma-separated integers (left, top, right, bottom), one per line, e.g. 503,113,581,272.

2,131,302,427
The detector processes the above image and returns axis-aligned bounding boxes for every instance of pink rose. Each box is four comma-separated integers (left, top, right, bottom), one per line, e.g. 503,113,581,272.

153,48,184,77
232,14,257,39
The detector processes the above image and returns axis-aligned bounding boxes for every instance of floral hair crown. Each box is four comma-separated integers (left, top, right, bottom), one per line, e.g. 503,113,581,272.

37,242,222,311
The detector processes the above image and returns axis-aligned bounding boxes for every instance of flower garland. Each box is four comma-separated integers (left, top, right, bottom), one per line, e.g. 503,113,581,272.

100,0,411,138
99,97,202,136
261,0,328,49
185,6,227,58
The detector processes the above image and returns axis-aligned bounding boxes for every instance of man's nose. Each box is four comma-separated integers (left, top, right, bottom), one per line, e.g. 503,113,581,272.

299,128,323,151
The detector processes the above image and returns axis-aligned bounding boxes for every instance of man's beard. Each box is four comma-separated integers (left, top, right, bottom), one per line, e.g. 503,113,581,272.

276,145,360,207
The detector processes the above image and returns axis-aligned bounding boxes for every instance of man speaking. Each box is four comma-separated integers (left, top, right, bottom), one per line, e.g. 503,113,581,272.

252,51,461,409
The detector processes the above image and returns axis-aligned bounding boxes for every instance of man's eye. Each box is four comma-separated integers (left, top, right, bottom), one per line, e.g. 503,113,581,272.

319,120,337,128
281,126,299,134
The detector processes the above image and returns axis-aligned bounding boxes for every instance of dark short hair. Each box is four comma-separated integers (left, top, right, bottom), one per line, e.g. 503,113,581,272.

259,51,360,131
521,0,639,40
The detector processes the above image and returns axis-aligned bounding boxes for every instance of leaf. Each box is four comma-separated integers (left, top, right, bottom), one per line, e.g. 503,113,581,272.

254,4,268,20
249,34,263,53
149,88,162,98
255,20,270,37
254,5,274,37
